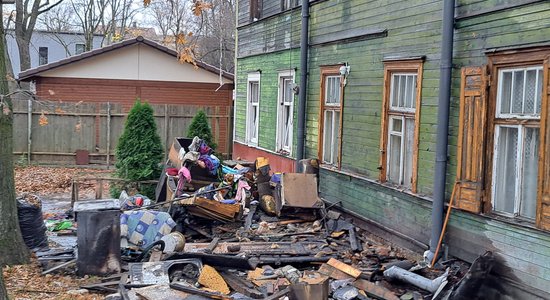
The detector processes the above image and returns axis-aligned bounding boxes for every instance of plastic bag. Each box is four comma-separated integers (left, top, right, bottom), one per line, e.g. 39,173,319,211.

17,195,48,251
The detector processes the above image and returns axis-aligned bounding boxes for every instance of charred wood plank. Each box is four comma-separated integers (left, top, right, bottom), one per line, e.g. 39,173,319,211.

353,279,399,300
220,272,264,299
206,237,221,254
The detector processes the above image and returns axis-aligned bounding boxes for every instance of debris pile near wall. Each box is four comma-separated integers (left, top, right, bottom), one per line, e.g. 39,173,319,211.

23,137,483,299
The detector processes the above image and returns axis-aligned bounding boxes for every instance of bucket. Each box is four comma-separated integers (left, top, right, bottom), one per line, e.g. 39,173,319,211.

161,231,186,253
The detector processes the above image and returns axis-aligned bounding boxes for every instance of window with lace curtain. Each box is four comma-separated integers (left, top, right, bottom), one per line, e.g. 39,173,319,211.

492,66,543,219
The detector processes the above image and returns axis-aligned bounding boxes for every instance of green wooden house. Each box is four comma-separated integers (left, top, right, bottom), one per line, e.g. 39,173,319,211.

234,0,550,298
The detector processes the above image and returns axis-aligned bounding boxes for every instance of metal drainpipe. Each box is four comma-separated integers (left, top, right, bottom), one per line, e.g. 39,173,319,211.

427,0,455,262
295,0,310,172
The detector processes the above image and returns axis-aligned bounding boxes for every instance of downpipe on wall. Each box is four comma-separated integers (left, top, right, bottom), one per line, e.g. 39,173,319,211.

425,0,456,264
295,0,310,171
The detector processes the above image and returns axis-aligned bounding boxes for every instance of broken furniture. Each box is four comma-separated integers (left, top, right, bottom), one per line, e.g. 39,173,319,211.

276,173,324,217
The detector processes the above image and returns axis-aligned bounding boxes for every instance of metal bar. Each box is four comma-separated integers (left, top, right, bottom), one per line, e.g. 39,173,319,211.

27,98,32,164
41,259,76,275
164,104,169,161
106,102,111,168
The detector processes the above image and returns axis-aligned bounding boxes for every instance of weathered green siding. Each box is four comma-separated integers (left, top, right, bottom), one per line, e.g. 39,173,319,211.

449,1,550,297
235,3,302,153
238,9,301,58
234,49,301,153
315,0,550,298
236,0,550,297
320,169,433,243
306,0,444,196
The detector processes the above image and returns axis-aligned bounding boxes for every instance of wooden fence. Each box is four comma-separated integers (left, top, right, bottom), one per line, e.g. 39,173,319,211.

12,100,233,166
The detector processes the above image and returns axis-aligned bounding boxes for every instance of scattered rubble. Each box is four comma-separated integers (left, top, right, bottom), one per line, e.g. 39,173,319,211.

11,137,476,299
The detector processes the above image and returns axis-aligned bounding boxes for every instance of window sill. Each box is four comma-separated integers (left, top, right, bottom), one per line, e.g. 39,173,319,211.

319,163,339,171
483,212,539,231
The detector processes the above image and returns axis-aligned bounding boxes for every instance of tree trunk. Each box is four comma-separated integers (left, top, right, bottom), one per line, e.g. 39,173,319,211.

15,33,31,72
0,271,8,300
0,5,30,268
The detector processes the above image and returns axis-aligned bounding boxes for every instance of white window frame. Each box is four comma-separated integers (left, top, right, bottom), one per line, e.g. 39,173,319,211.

389,73,417,113
281,0,292,10
495,66,543,120
385,72,417,189
387,116,405,185
491,125,539,219
276,70,295,154
246,73,261,145
491,64,542,219
324,75,342,107
321,74,342,166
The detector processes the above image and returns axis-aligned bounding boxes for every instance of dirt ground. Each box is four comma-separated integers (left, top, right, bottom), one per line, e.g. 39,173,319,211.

4,165,113,300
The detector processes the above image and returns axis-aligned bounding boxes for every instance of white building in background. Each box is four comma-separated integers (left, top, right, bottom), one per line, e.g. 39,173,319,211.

6,30,104,77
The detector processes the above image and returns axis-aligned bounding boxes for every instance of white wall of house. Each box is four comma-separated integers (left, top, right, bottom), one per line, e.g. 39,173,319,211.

39,43,232,84
6,30,104,77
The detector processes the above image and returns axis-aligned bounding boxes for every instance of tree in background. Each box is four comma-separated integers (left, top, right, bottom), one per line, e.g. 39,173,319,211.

13,0,63,72
69,0,110,51
143,0,234,72
187,110,216,150
0,2,30,297
194,0,235,73
148,0,191,51
113,100,164,198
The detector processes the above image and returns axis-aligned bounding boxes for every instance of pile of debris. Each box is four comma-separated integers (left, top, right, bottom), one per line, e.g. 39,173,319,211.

22,137,485,299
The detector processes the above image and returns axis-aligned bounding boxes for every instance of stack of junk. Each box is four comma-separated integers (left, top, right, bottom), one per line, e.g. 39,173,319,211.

26,136,495,300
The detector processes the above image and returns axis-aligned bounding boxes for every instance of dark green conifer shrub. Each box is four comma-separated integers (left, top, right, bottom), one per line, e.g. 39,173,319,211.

187,110,216,150
111,100,164,198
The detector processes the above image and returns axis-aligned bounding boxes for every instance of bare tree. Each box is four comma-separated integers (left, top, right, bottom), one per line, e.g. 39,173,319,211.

144,0,234,72
37,3,79,56
147,0,191,49
70,0,110,51
103,0,144,44
38,3,75,32
14,0,64,72
194,0,235,72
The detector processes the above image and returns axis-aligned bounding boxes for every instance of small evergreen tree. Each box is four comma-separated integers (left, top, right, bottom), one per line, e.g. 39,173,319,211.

112,100,164,198
187,110,216,150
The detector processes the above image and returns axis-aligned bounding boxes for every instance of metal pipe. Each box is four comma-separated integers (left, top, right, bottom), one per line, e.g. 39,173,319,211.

427,0,456,262
383,266,448,293
295,0,310,171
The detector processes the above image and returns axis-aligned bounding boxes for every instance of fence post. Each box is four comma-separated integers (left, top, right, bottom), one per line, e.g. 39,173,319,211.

27,98,32,164
106,102,111,168
164,104,169,160
228,104,233,156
